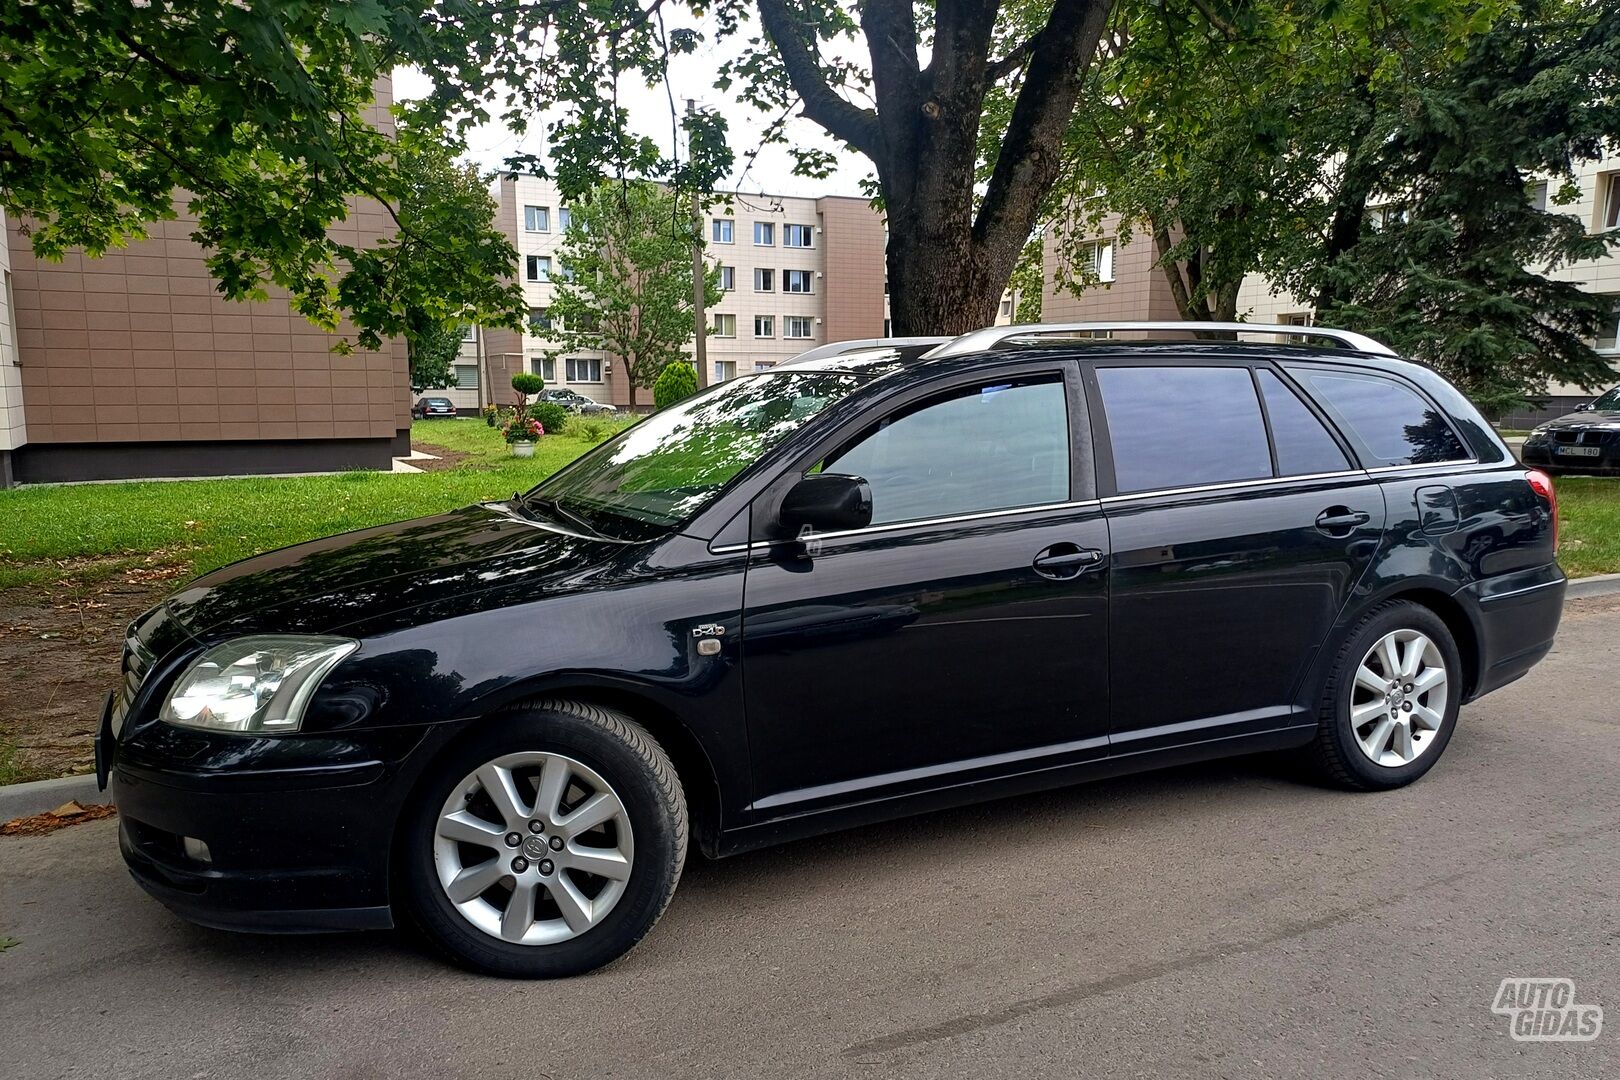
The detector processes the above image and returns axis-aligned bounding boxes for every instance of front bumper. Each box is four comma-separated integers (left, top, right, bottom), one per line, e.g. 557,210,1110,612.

1521,438,1620,473
107,720,451,934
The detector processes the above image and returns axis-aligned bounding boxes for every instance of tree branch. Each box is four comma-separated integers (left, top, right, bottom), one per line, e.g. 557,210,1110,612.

755,0,883,157
986,31,1043,81
1186,0,1239,43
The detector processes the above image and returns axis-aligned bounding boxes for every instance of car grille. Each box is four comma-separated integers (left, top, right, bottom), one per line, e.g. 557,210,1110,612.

110,633,156,737
1552,429,1616,446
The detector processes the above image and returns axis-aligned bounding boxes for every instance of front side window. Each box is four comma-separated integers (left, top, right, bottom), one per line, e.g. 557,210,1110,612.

1256,370,1350,475
532,369,870,534
1295,369,1467,466
784,269,813,294
712,218,734,244
754,315,774,338
783,224,814,248
565,357,603,383
1097,366,1271,493
524,205,550,232
824,377,1069,526
754,268,774,292
754,221,774,246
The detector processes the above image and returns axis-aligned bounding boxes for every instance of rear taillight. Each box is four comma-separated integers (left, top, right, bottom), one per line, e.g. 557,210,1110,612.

1526,468,1557,552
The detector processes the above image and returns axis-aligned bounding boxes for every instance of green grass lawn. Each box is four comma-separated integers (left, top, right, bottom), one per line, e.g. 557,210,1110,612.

1,420,1617,587
0,420,611,589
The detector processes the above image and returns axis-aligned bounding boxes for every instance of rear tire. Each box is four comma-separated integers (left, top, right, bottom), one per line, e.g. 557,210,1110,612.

1305,600,1462,791
399,699,687,977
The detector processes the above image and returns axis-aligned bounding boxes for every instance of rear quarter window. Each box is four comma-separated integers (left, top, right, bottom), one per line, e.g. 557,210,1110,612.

1293,369,1468,466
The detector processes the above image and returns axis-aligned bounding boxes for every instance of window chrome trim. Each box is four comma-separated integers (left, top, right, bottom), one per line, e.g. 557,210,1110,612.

1100,469,1365,504
1363,459,1480,476
708,498,1103,554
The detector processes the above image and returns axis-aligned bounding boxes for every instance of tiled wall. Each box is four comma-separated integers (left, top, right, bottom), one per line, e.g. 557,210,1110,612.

0,209,24,456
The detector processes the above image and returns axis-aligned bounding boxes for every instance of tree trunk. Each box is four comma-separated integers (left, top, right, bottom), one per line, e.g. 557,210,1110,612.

757,0,1115,338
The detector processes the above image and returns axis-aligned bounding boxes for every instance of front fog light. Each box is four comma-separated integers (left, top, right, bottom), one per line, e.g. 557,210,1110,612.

161,636,358,734
182,837,212,864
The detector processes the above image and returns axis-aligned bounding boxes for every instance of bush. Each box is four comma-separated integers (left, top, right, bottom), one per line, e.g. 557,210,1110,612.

511,372,545,397
653,361,698,410
529,401,570,435
482,404,500,427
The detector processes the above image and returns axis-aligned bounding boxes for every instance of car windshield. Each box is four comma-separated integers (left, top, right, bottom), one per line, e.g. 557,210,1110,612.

527,369,869,538
1591,386,1620,411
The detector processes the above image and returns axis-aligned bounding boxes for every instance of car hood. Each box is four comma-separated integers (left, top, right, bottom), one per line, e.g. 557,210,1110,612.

1537,410,1620,430
156,503,633,638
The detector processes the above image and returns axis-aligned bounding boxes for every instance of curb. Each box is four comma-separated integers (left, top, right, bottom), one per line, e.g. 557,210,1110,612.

0,773,102,823
1568,572,1620,600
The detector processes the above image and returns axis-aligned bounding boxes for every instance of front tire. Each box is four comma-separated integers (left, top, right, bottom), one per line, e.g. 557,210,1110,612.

1306,600,1462,791
399,700,687,977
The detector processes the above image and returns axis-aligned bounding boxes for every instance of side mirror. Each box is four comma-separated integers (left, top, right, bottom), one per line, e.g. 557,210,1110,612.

1574,402,1595,412
779,473,873,536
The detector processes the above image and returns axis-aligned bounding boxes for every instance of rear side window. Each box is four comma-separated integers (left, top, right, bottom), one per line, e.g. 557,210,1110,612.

1256,370,1350,475
1295,369,1467,466
1096,366,1271,493
825,377,1069,525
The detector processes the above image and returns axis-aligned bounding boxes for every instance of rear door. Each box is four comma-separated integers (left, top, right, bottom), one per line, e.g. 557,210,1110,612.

1085,358,1386,749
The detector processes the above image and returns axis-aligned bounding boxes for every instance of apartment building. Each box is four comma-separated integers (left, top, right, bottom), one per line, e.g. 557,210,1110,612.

472,177,890,410
0,82,414,486
1042,155,1620,421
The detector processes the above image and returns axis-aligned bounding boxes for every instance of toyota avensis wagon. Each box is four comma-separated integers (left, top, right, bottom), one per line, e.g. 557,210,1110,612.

98,322,1565,977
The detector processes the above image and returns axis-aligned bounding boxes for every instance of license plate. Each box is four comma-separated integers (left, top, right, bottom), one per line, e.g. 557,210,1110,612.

1556,445,1602,457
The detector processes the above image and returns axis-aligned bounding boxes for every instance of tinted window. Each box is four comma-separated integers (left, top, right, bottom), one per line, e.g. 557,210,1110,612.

1096,366,1271,493
1256,370,1350,475
1297,370,1467,465
825,378,1069,525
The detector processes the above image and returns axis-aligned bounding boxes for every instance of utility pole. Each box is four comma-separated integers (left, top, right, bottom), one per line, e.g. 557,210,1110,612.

687,99,709,390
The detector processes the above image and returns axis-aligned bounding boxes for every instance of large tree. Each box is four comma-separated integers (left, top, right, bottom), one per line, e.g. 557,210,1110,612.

1,1,1120,342
546,181,722,408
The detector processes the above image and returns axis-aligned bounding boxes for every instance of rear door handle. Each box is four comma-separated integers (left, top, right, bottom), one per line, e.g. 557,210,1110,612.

1032,544,1104,579
1315,507,1371,534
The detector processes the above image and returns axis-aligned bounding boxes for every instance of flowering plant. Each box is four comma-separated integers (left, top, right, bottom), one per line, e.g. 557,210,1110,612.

501,415,545,443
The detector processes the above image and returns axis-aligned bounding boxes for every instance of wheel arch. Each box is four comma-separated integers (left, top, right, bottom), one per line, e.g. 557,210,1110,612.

1331,581,1483,702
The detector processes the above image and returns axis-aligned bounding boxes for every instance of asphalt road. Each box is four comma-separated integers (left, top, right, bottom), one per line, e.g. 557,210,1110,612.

4,598,1618,1080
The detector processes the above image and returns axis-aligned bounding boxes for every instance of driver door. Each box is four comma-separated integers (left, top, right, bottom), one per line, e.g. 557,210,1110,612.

738,366,1111,817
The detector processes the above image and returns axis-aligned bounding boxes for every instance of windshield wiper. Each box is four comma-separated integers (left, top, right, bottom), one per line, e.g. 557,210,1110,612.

518,492,599,536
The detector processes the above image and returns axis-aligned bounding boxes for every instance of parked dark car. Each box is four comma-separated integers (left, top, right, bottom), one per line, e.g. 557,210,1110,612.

539,388,616,415
1520,385,1620,475
99,322,1564,978
412,396,458,419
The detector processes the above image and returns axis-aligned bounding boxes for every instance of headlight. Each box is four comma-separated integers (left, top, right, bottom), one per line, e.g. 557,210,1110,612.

161,636,358,734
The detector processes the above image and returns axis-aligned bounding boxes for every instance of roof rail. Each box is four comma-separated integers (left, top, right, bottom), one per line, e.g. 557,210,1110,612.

923,321,1396,358
783,336,953,364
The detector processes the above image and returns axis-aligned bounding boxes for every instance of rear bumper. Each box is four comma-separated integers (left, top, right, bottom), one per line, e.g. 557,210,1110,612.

1459,565,1566,700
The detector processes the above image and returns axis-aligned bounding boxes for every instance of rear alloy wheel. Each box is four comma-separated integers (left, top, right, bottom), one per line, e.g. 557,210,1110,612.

401,700,686,977
1307,601,1462,791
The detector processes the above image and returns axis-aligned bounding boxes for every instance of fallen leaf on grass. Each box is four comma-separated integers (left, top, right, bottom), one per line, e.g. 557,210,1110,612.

1,803,117,837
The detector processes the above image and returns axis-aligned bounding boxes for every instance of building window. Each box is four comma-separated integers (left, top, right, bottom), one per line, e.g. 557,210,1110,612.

1602,173,1620,231
558,207,572,231
783,269,813,294
526,255,551,282
454,364,479,390
530,355,556,381
1528,181,1548,212
712,218,734,244
528,307,552,333
524,205,550,232
754,360,776,370
754,221,774,246
1597,297,1619,352
783,224,814,248
565,357,603,383
1083,241,1115,283
712,313,736,337
713,360,736,382
883,318,892,336
754,315,774,338
1279,311,1313,345
461,324,477,342
753,268,774,292
784,316,813,339
719,265,735,291
999,299,1012,318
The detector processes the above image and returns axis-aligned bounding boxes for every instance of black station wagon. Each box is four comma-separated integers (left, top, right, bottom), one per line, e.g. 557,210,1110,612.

99,322,1565,977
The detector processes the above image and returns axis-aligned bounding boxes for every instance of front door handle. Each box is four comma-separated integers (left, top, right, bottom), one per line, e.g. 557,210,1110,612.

1032,543,1104,580
1315,507,1371,534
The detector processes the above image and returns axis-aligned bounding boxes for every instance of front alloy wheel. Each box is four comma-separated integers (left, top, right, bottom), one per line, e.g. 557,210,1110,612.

401,700,687,978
